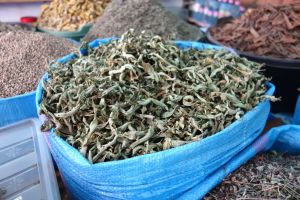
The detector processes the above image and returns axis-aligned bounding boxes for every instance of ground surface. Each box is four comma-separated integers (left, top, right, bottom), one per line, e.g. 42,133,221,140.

205,153,300,200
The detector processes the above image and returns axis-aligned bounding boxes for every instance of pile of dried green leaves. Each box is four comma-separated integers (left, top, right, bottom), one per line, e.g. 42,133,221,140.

205,152,300,200
40,30,273,163
210,4,300,59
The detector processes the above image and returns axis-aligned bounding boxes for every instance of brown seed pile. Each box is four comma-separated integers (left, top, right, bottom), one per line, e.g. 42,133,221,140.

38,0,110,31
210,4,300,59
0,32,77,98
205,153,300,200
0,22,33,32
83,0,201,42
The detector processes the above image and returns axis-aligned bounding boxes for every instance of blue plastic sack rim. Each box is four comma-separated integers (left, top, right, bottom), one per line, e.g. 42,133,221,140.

0,91,35,101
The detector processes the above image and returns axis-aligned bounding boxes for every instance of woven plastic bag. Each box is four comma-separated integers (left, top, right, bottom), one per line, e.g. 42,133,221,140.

36,39,274,200
0,92,37,127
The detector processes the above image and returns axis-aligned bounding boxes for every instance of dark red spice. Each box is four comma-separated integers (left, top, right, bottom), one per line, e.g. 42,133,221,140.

210,4,300,59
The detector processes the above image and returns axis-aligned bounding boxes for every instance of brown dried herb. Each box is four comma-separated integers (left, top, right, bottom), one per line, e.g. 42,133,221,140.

40,30,274,163
210,4,300,59
205,152,300,200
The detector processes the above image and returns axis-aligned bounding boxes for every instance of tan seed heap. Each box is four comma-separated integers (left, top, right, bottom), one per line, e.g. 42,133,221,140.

38,0,110,31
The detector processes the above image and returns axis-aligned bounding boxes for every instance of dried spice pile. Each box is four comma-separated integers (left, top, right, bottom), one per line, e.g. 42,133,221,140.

0,22,33,32
0,32,77,98
40,30,274,163
206,153,300,200
210,4,300,59
38,0,110,31
83,0,201,42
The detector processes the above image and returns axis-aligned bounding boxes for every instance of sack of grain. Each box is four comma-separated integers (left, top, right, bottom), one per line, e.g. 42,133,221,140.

36,33,275,199
0,32,77,127
83,0,202,42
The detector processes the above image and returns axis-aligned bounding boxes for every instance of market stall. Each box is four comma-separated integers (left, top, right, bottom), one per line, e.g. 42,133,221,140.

0,0,299,200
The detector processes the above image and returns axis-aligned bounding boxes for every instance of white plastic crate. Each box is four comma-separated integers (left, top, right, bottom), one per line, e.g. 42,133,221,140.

0,119,60,200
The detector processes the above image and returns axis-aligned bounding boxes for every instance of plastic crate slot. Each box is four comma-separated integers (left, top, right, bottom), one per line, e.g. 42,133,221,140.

0,139,34,166
0,165,40,199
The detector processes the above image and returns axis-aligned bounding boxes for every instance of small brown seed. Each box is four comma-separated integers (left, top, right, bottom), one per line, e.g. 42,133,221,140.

0,32,77,98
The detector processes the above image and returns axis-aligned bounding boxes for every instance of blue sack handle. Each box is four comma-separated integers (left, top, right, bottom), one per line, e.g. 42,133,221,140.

293,95,300,125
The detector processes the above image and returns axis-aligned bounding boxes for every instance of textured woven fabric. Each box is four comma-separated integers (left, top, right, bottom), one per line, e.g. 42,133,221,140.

0,92,37,127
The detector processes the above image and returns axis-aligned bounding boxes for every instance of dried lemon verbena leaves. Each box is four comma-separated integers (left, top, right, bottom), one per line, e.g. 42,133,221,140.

40,31,276,163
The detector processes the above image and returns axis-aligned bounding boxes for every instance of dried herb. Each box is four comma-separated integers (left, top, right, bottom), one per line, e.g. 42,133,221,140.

205,152,300,200
38,0,110,31
83,0,202,42
210,4,300,59
40,30,274,163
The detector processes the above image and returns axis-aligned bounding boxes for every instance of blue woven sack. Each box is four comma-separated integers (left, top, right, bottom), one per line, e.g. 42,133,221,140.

0,92,37,127
36,39,275,200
